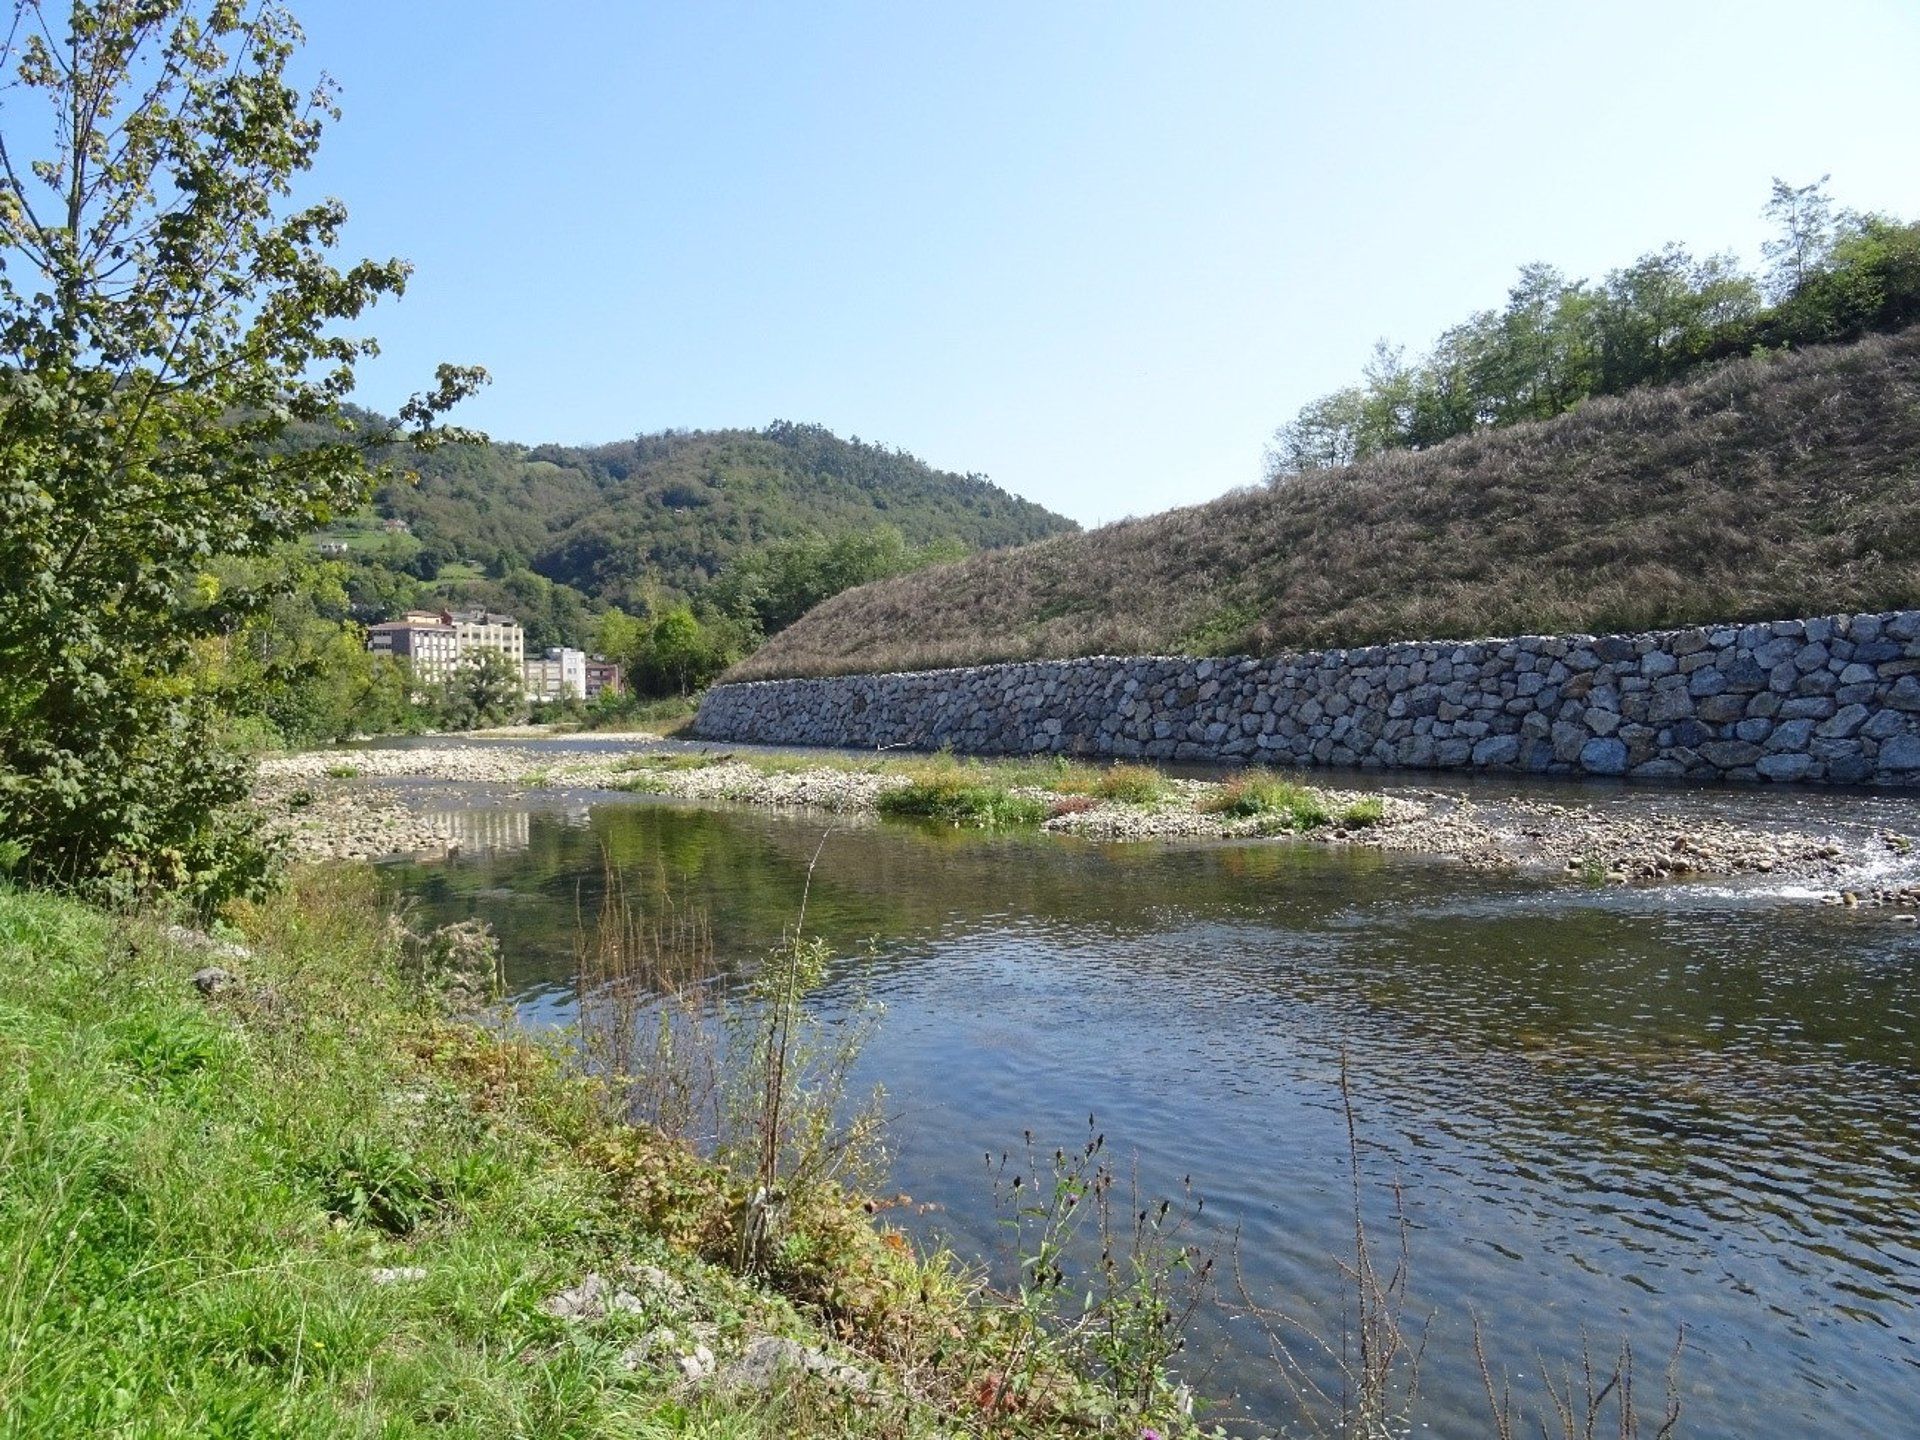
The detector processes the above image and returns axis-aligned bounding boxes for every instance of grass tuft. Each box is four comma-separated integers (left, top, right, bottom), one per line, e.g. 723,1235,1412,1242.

876,773,1049,828
1202,771,1334,830
1092,763,1168,805
1339,795,1387,828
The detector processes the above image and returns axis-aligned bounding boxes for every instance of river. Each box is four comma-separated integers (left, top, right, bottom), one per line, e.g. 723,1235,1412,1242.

371,745,1920,1437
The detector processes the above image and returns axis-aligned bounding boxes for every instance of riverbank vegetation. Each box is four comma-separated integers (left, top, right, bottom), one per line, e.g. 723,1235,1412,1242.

0,871,1215,1436
1201,775,1386,833
613,750,1391,837
874,772,1054,828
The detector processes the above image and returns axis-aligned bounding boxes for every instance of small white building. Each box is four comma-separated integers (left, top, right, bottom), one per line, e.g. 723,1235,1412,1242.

524,646,587,702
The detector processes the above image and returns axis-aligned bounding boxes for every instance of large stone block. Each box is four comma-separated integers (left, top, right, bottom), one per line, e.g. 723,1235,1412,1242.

1473,735,1521,765
1878,733,1920,770
1579,737,1629,775
1756,752,1815,782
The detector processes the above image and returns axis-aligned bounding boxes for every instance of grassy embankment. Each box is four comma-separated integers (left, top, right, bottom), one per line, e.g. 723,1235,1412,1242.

0,874,1194,1438
613,750,1388,834
729,325,1920,680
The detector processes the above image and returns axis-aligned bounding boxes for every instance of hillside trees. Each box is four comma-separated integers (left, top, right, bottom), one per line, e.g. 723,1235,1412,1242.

705,524,968,636
0,0,481,901
1267,178,1917,479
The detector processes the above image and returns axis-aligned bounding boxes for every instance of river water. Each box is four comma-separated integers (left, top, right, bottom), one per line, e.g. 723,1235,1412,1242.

374,750,1920,1437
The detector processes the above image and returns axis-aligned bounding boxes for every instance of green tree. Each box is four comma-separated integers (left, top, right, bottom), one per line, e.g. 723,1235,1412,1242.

1769,213,1920,345
435,648,524,731
707,525,973,631
1595,246,1758,390
593,605,647,666
0,1,482,901
1761,174,1836,302
648,605,709,696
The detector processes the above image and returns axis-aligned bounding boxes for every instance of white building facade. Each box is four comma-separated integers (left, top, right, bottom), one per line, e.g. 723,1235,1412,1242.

524,646,587,702
365,608,527,690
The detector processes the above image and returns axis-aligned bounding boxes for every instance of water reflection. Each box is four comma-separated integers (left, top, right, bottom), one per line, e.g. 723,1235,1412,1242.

383,791,1920,1440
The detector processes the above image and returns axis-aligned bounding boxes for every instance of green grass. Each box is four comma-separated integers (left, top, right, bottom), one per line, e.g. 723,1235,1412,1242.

1201,771,1334,830
1200,775,1386,834
0,875,1075,1439
611,752,733,794
1339,795,1387,828
1091,763,1168,805
616,752,732,774
313,513,421,557
874,773,1049,828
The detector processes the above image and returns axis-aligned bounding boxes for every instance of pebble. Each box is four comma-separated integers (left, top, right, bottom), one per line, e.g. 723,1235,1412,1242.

539,1272,647,1321
369,1267,428,1286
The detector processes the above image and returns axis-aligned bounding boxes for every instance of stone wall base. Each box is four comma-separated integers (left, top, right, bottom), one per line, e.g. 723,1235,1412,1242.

694,611,1920,786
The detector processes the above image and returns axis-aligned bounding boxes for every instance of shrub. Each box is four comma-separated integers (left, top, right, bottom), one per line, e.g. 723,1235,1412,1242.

1340,796,1387,827
1094,764,1167,805
876,775,1048,828
1202,772,1333,830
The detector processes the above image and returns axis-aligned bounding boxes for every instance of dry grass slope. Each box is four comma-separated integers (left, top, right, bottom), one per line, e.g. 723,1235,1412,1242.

730,326,1920,680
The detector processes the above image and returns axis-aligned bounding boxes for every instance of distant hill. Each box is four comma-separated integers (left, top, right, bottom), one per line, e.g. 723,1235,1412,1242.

310,420,1076,651
729,326,1920,681
355,420,1073,605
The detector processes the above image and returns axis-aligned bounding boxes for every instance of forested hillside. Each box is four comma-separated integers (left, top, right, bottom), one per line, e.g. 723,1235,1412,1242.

729,325,1920,680
322,420,1073,644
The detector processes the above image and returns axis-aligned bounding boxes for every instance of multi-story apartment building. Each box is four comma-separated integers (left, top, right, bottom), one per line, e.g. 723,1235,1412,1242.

365,609,526,688
524,647,587,703
365,612,459,683
450,610,524,670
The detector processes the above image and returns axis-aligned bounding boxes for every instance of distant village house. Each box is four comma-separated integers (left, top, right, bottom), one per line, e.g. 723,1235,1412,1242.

584,657,624,699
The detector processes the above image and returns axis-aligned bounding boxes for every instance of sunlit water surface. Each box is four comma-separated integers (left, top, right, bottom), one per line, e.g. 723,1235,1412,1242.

375,753,1920,1438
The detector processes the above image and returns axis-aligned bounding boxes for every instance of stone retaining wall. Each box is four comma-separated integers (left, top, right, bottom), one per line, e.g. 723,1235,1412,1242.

692,610,1920,785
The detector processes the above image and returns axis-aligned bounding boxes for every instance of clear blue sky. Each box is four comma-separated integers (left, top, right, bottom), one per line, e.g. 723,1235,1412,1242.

296,0,1920,526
